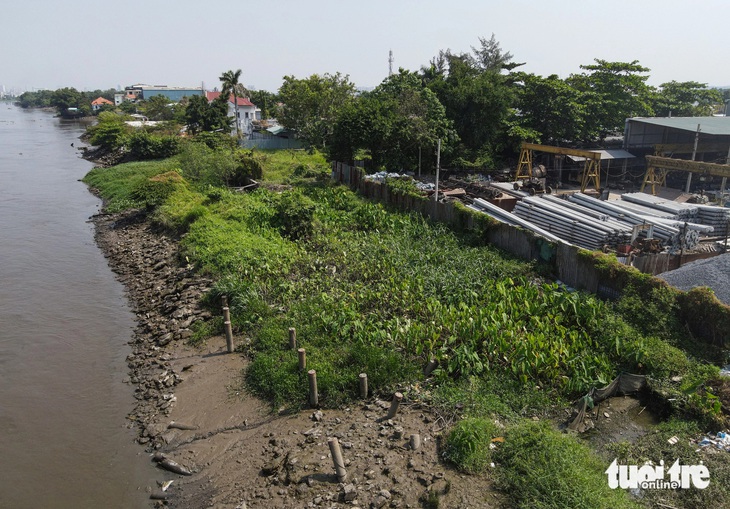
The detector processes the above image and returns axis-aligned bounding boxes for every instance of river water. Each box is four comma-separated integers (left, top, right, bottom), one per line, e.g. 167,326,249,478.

0,105,155,508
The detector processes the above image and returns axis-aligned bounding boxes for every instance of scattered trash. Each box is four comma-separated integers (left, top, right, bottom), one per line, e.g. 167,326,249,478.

696,431,730,452
667,436,679,445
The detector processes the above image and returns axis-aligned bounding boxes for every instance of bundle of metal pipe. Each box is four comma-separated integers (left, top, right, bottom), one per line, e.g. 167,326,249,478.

470,198,566,244
620,192,698,220
512,196,632,250
695,204,730,237
568,193,700,251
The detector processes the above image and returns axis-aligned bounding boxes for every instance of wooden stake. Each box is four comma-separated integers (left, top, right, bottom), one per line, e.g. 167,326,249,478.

221,295,228,308
308,370,318,408
298,348,306,372
359,373,368,399
386,392,403,419
223,306,231,323
328,437,347,482
288,327,297,350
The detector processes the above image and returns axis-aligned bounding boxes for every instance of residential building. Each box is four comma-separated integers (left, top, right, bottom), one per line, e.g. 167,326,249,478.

206,92,261,136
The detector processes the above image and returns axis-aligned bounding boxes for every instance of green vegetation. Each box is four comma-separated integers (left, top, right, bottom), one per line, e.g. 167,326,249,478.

495,421,639,509
83,146,729,508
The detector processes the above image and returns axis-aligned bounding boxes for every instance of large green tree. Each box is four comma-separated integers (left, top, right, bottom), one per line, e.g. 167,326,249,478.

330,70,456,171
422,40,518,168
248,89,278,119
650,81,723,117
184,94,230,135
141,94,176,121
515,73,588,144
568,59,654,140
51,87,89,117
278,72,356,149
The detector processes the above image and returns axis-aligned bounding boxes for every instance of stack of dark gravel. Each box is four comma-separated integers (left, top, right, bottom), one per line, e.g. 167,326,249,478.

658,252,730,305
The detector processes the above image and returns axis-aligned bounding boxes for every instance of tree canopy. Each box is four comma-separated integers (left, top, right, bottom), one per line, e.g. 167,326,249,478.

277,72,356,149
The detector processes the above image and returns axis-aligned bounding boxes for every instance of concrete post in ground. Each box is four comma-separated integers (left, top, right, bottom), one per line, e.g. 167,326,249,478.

424,358,438,377
409,433,422,450
221,295,228,308
224,320,234,353
298,348,306,372
223,306,231,323
308,370,318,407
386,392,403,419
328,437,347,482
288,327,296,350
359,373,368,399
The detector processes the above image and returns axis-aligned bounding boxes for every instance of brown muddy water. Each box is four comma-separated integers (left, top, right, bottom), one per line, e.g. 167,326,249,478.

0,105,155,508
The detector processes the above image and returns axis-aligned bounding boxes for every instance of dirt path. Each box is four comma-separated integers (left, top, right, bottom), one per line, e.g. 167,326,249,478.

92,209,502,508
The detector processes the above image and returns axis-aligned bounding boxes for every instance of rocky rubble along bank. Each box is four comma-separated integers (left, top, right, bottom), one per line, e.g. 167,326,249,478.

91,209,213,449
92,208,499,508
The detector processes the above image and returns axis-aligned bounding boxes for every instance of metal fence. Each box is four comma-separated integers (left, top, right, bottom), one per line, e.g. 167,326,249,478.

240,138,304,150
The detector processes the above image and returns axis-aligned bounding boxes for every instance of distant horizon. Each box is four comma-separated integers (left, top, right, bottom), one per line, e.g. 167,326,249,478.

3,0,729,96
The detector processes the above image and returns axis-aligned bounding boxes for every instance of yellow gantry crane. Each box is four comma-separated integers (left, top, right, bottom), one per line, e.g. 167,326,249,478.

640,155,730,195
640,143,730,192
516,143,602,192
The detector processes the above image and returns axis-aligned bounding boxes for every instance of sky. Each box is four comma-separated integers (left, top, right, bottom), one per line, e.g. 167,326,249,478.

2,0,728,95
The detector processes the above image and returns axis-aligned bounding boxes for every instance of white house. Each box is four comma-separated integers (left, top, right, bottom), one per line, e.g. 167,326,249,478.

206,92,261,137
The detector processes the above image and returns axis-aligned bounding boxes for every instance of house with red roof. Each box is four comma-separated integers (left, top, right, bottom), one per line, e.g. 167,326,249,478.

206,92,261,137
91,96,114,111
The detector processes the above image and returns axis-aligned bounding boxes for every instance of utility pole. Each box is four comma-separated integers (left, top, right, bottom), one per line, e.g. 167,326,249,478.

434,139,441,202
685,124,701,193
388,50,394,77
418,146,422,177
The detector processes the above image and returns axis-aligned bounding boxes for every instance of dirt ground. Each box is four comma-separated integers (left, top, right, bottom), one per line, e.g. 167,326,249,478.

92,209,504,509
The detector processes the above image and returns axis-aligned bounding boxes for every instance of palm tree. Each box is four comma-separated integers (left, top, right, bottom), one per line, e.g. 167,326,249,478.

219,69,243,139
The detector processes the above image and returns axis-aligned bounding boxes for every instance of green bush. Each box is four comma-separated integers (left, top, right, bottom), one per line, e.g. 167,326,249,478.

442,417,500,473
88,114,129,150
272,190,316,240
495,420,638,509
129,171,186,210
128,131,182,160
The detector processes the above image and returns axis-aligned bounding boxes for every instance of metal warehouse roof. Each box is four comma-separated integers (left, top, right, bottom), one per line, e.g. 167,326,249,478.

567,149,636,162
628,116,730,136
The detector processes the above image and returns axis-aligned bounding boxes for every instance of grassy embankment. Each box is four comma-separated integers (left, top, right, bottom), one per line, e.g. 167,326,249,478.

84,145,729,509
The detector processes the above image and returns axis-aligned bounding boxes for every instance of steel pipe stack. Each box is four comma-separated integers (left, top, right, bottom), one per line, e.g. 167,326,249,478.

620,192,698,221
568,193,700,252
512,196,632,250
470,198,566,244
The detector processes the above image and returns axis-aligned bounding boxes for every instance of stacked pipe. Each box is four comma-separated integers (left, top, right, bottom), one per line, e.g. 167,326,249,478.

512,196,632,250
620,192,698,221
469,198,566,244
621,192,728,238
695,204,730,238
568,193,699,252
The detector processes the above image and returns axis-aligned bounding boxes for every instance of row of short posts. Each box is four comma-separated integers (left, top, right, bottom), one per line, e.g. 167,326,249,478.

216,304,425,482
285,325,432,481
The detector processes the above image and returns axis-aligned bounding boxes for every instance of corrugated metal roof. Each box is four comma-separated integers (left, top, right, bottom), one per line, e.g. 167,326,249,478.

628,116,730,136
567,149,636,162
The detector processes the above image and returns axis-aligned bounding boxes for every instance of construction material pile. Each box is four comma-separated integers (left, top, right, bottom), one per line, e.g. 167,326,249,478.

512,195,632,251
567,193,702,253
658,253,730,305
621,192,730,238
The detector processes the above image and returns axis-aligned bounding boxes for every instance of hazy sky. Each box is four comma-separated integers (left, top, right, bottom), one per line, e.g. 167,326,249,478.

2,0,728,94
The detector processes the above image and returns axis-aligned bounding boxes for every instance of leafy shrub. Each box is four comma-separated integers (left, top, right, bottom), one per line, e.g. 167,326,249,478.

442,417,500,473
272,190,316,240
88,113,129,150
128,131,182,160
129,171,185,209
